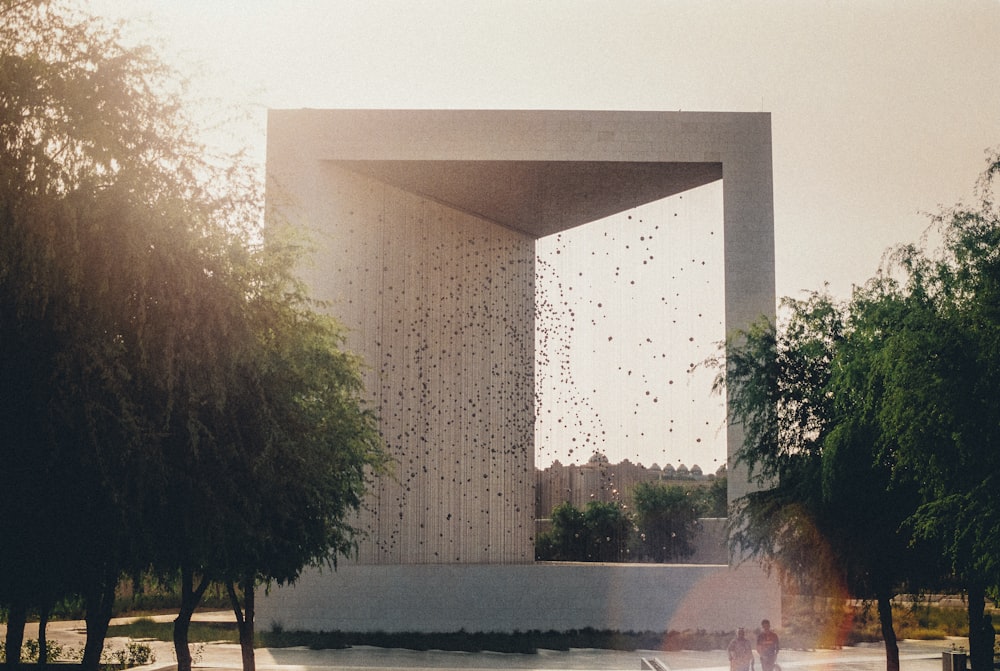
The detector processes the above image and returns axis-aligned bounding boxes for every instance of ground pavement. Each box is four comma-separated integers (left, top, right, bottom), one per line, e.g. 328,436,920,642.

5,612,961,671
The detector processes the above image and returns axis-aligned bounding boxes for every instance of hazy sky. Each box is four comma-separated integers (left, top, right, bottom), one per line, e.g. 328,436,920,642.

86,0,1000,469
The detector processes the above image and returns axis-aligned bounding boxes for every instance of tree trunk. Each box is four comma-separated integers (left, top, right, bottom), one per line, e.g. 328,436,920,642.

968,583,993,671
876,591,900,671
5,600,27,668
81,574,116,671
226,577,256,671
173,568,210,671
38,602,50,667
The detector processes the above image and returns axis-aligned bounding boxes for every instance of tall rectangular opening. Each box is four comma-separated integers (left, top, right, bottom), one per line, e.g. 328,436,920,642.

535,180,726,473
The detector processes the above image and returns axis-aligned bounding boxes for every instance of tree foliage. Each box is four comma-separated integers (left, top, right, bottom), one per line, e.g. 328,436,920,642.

714,150,1000,671
535,480,720,563
632,482,700,562
536,501,631,562
0,2,384,671
855,153,1000,671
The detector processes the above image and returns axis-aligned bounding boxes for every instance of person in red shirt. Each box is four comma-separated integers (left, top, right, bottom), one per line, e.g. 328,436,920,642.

756,619,780,671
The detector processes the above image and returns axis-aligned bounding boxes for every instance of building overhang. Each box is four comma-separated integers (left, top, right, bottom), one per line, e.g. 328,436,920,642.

266,109,767,240
331,159,722,238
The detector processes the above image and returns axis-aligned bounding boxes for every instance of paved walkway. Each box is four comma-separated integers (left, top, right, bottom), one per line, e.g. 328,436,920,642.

5,613,961,671
242,639,954,671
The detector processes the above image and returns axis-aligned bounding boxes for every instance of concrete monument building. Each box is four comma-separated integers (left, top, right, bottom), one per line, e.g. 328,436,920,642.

258,110,777,633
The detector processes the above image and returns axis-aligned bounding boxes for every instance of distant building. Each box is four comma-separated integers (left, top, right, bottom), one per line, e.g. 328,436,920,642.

534,451,729,563
535,451,725,522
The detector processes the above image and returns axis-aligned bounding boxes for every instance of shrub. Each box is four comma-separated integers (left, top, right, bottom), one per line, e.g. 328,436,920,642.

103,640,156,668
0,639,71,664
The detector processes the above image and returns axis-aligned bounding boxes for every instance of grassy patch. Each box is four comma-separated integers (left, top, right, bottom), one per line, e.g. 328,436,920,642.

780,594,985,649
106,618,238,644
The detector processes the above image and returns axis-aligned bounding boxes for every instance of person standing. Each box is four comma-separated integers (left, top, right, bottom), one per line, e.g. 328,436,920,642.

756,619,780,671
728,627,755,671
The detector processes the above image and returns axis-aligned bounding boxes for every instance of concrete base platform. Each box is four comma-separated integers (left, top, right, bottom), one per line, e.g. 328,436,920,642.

256,562,780,634
251,640,955,671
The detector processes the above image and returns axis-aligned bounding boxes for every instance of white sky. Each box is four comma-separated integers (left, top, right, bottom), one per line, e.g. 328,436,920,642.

86,0,1000,469
535,184,726,470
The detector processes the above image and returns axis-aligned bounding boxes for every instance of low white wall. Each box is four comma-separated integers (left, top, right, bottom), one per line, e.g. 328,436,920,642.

256,562,779,634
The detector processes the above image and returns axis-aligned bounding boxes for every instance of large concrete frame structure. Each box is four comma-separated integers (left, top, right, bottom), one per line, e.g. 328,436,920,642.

259,110,776,632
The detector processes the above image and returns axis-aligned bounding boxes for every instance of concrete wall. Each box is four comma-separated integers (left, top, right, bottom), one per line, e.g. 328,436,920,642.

267,109,775,520
300,164,536,564
257,563,779,634
262,109,778,633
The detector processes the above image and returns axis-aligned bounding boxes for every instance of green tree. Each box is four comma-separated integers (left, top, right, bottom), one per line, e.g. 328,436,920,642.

213,250,384,671
856,152,1000,671
152,231,385,671
1,0,181,662
632,482,700,562
582,500,632,562
0,4,386,671
714,291,928,671
535,500,633,562
691,476,728,518
536,502,588,561
718,150,1000,671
